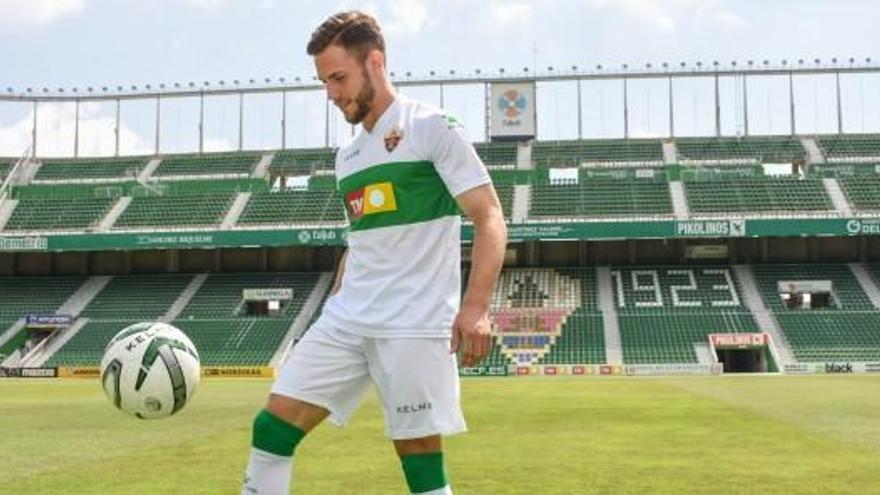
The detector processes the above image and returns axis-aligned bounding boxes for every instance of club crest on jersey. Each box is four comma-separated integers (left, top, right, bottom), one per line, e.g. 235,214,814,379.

345,182,397,220
384,127,404,153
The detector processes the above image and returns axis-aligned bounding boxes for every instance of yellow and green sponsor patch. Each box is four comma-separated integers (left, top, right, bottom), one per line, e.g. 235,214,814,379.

345,182,398,220
339,161,459,231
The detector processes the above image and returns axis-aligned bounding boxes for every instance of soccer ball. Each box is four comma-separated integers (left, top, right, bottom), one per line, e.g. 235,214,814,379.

100,322,201,419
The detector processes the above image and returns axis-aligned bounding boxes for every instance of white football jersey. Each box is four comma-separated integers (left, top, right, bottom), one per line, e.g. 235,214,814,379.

316,96,491,338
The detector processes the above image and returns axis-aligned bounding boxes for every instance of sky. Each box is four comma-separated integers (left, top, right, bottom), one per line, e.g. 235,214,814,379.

1,0,878,157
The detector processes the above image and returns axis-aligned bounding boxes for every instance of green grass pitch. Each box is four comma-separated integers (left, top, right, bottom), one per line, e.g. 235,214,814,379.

2,375,879,494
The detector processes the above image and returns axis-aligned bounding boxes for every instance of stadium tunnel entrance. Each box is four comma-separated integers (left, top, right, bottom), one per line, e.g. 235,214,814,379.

709,334,778,373
715,347,767,373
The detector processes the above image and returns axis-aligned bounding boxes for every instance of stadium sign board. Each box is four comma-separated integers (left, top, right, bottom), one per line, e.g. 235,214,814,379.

1,216,880,252
26,314,74,329
243,289,293,301
490,82,536,138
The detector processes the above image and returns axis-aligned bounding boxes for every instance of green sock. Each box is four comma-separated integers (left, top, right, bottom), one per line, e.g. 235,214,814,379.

251,409,305,456
400,452,448,493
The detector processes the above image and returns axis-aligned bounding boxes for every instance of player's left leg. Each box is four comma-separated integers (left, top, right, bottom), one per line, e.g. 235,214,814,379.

394,435,451,494
367,336,465,494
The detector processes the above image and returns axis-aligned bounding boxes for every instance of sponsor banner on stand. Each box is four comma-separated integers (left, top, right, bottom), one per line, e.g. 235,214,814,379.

58,366,100,378
25,314,74,329
796,362,875,374
459,366,509,377
3,216,880,253
710,333,768,348
784,363,813,374
20,367,58,378
624,363,723,376
201,366,275,378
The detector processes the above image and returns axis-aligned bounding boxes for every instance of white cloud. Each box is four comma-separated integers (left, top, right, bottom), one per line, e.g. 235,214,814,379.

182,0,234,10
706,10,748,28
489,0,532,26
382,0,429,37
0,0,87,32
588,0,676,32
0,102,153,158
587,0,748,33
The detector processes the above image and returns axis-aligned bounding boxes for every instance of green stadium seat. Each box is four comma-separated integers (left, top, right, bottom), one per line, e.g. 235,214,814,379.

0,161,12,182
269,148,336,175
238,177,345,225
488,170,517,219
114,192,235,228
752,264,880,362
34,158,148,181
0,277,84,322
530,168,672,217
818,135,880,161
4,198,115,231
676,137,805,163
612,266,758,364
174,272,322,365
154,153,259,177
474,141,518,167
532,139,664,167
839,176,880,212
684,177,833,213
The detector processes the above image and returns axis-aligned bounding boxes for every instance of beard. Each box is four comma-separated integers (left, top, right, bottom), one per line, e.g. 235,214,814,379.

344,68,375,124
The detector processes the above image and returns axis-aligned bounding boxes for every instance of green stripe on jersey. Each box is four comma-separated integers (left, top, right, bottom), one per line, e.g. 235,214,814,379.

338,161,460,232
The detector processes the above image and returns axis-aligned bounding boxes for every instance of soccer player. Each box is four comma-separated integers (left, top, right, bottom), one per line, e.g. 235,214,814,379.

241,10,508,495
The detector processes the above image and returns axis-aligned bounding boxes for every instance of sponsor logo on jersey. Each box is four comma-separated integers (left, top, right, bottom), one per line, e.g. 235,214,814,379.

343,148,361,162
345,182,397,220
396,402,432,414
442,113,463,129
384,127,404,152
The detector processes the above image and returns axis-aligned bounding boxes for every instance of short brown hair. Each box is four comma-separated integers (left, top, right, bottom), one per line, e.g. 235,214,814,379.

306,11,385,60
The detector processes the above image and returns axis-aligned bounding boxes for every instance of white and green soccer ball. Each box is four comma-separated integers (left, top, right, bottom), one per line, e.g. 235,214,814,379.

101,322,201,419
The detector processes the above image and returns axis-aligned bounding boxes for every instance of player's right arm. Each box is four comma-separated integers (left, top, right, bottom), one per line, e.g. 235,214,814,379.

330,250,347,294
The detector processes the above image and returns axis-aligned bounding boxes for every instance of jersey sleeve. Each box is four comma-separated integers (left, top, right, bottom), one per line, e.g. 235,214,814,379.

423,112,492,198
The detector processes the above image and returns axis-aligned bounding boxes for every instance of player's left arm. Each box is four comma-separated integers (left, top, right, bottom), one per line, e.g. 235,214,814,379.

452,185,507,367
419,110,508,366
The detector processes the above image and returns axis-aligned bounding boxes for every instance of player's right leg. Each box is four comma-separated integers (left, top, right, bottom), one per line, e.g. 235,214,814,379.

242,324,371,495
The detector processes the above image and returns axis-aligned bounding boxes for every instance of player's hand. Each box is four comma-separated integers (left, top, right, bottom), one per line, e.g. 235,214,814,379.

450,303,492,367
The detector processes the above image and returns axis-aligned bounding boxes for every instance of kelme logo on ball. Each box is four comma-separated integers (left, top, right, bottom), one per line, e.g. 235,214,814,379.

345,182,397,220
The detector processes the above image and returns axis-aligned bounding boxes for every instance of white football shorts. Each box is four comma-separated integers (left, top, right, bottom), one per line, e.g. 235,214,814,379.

271,323,467,440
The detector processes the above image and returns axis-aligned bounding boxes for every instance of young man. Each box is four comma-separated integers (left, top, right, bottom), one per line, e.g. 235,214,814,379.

242,10,507,495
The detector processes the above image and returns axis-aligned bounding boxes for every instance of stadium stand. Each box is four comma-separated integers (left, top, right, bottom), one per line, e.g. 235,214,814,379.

33,158,148,181
114,191,236,228
45,275,194,366
154,152,259,177
3,197,116,231
269,148,336,175
532,139,664,167
0,277,84,324
838,176,880,212
487,268,605,366
752,264,880,362
0,277,85,360
676,137,805,163
612,267,759,364
238,176,345,225
488,170,516,219
0,160,12,182
530,168,673,217
172,272,322,365
683,176,834,214
818,134,880,161
474,141,518,167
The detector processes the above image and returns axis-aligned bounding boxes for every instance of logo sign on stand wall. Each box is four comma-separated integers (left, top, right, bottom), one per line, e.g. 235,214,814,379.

490,82,536,138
